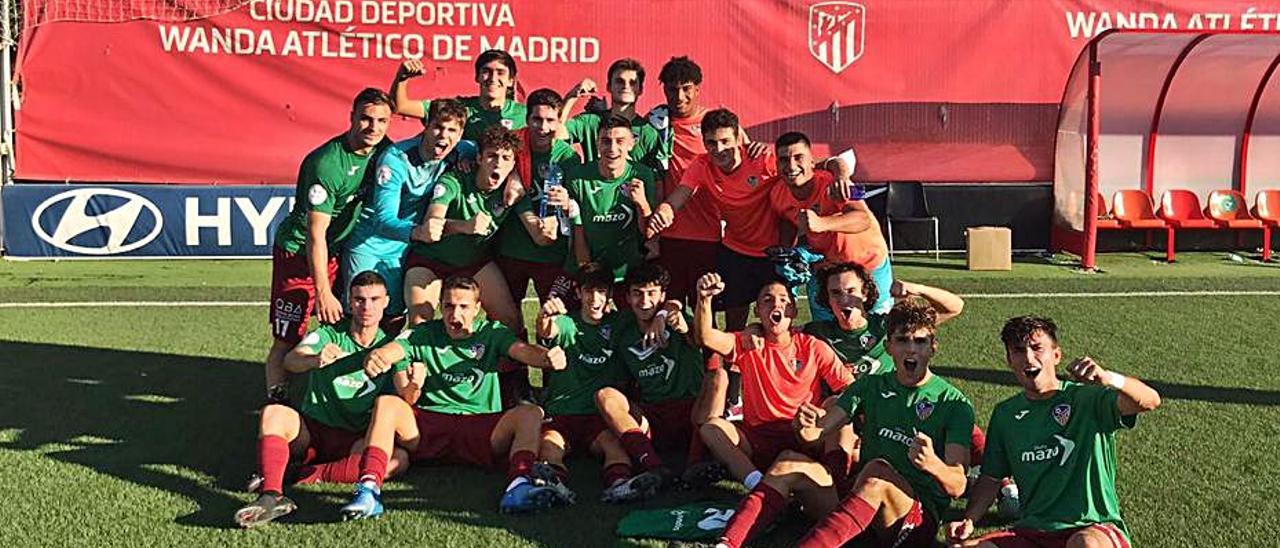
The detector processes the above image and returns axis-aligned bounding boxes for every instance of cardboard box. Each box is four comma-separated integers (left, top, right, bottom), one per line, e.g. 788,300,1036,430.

967,226,1012,271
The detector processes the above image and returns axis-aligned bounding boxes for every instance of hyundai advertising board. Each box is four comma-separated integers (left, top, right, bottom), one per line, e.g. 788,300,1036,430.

2,184,295,258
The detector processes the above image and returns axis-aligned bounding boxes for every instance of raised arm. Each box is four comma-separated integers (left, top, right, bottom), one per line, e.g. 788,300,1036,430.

282,339,346,374
536,297,568,340
892,280,965,325
647,185,692,238
1068,357,1162,416
507,341,568,371
691,273,736,356
389,59,428,119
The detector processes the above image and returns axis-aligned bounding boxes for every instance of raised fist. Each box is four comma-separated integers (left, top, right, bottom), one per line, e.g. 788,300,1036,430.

907,431,937,471
696,273,725,299
568,78,598,98
1067,356,1109,385
318,343,345,368
540,296,568,319
466,211,493,236
545,346,568,370
397,59,426,81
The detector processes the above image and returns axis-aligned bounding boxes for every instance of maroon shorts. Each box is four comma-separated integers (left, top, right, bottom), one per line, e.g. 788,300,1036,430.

543,414,609,455
978,524,1131,548
404,252,488,281
640,398,696,453
497,256,572,304
876,499,938,548
300,415,362,464
657,237,719,304
738,420,812,469
410,408,503,467
269,246,338,343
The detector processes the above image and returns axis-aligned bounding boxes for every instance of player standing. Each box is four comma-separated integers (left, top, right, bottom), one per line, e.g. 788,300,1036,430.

339,276,572,519
944,317,1160,548
235,271,409,527
343,99,474,322
390,50,525,141
560,58,662,169
266,88,392,399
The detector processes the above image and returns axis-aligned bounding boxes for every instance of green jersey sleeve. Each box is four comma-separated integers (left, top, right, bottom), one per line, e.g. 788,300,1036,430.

1086,385,1137,433
943,398,977,450
297,325,334,353
431,174,461,207
490,322,521,365
565,113,598,145
301,158,341,215
551,314,579,345
393,326,423,362
982,409,1010,479
836,375,870,419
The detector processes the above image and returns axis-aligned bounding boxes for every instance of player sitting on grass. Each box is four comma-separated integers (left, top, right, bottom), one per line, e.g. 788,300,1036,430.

343,98,474,325
773,300,975,548
534,264,633,503
235,271,409,528
338,276,571,520
402,126,525,328
390,50,525,141
944,316,1161,548
265,88,392,401
594,262,720,502
689,272,853,492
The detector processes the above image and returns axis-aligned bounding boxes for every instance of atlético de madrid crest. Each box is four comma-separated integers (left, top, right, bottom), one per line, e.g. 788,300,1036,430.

808,1,866,74
1052,403,1072,426
915,401,934,421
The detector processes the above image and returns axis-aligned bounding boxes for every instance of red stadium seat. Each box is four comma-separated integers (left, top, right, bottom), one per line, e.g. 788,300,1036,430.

1110,190,1173,262
1157,190,1218,262
1094,192,1122,229
1205,190,1270,261
1251,190,1280,260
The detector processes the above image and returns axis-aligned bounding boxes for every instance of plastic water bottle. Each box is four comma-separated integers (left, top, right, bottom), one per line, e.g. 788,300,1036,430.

540,164,569,236
997,479,1020,519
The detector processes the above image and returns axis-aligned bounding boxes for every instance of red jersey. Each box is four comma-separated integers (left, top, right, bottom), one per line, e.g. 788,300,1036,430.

661,106,720,243
768,171,888,270
680,150,779,257
731,331,852,427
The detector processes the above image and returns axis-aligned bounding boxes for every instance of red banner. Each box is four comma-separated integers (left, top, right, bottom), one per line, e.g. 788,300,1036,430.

16,0,1280,183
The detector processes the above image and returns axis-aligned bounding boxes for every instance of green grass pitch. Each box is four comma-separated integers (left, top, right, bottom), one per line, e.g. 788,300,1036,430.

1,252,1278,546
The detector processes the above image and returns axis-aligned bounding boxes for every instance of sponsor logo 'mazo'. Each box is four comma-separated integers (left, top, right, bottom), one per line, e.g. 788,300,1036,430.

878,427,912,446
28,187,293,256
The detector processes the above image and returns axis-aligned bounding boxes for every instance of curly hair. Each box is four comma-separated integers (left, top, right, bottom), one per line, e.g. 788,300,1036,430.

427,98,468,127
1000,316,1059,348
623,261,670,291
816,262,879,313
477,125,522,154
659,56,702,86
886,300,938,337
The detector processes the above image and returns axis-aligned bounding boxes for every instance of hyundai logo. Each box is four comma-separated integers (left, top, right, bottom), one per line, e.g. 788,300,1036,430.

31,188,163,255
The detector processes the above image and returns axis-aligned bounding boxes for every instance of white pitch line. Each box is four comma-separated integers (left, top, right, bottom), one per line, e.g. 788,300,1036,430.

1,289,1277,308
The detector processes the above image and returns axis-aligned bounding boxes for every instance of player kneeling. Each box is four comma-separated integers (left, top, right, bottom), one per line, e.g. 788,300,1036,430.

716,300,975,548
944,316,1160,548
235,271,409,527
338,276,571,520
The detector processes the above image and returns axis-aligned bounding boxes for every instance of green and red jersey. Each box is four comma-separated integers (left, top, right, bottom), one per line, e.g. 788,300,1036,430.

275,135,387,253
296,320,395,431
540,312,626,416
613,312,705,404
409,171,516,267
835,372,975,520
564,112,661,169
803,316,893,378
497,139,580,265
422,96,526,142
565,161,659,281
983,381,1136,540
393,319,520,415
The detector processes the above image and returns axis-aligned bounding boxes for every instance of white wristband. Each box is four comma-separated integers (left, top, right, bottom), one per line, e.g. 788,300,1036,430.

654,309,670,322
1106,373,1126,390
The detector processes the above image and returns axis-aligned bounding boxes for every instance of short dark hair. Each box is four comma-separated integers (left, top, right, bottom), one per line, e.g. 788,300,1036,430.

886,300,938,337
442,275,481,296
427,98,468,127
475,49,517,78
526,88,564,115
700,108,739,136
349,270,387,291
775,131,811,150
817,262,878,312
1000,316,1059,348
599,115,633,136
659,56,702,86
623,261,670,291
478,126,522,154
352,87,393,112
575,263,614,292
608,58,646,87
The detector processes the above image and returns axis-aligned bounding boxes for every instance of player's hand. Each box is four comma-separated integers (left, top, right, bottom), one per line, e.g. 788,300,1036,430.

316,290,343,324
426,217,446,241
318,343,346,368
1067,356,1110,385
567,78,598,98
364,346,398,377
666,302,689,334
540,296,568,319
696,273,725,299
794,402,825,442
797,209,828,234
537,216,559,241
503,173,526,206
456,157,477,174
396,59,426,81
944,519,975,546
623,179,649,209
405,361,426,387
646,203,675,237
544,347,568,370
740,323,765,351
907,431,938,472
746,141,770,159
544,185,571,208
890,280,917,299
465,211,493,236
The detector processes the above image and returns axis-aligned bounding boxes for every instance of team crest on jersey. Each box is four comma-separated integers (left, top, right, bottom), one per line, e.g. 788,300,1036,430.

808,1,866,74
468,343,487,360
1052,403,1072,426
600,324,613,341
915,400,934,421
377,166,393,184
859,333,876,349
746,176,759,188
307,184,328,206
792,358,804,372
433,184,448,199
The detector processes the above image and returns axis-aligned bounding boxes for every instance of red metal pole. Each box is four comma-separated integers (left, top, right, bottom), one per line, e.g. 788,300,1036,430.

1083,42,1102,271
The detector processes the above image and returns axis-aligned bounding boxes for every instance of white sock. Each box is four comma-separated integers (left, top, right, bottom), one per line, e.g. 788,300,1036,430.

743,470,763,490
360,479,378,491
505,476,530,493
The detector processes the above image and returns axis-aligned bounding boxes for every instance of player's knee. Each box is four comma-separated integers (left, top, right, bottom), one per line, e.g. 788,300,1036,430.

855,458,898,492
699,418,734,445
510,402,545,425
373,394,409,417
1068,528,1115,548
766,450,812,477
594,387,626,412
259,403,298,434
